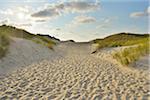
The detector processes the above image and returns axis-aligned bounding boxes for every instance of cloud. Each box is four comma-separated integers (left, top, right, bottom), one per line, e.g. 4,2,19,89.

31,3,64,20
0,18,32,28
64,15,96,32
96,17,116,29
17,6,30,13
56,28,61,31
0,19,10,25
147,6,150,13
130,7,149,18
35,19,47,22
0,6,30,16
65,1,100,13
18,23,32,27
0,9,13,15
73,15,96,23
0,6,35,29
96,24,107,29
130,12,146,18
0,6,33,24
31,1,100,20
31,8,60,19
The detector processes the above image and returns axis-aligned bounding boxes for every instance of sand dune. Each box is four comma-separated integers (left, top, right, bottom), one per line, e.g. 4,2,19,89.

0,38,149,99
0,38,62,75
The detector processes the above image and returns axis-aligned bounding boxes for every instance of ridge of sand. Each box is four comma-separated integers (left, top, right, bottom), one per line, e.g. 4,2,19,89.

0,38,149,99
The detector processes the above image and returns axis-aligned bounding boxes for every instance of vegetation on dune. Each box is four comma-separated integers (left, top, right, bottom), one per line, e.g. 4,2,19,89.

0,33,10,58
32,35,56,49
0,25,35,39
0,25,57,49
93,33,149,48
93,33,150,65
113,42,149,65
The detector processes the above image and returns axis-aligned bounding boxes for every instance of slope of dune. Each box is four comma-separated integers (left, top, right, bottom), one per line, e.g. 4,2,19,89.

0,37,61,75
0,40,149,99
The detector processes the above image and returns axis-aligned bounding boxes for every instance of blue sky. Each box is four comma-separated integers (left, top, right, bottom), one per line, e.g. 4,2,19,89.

0,0,149,41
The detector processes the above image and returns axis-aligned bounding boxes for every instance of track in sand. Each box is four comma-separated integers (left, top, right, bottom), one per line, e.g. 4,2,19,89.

0,39,149,99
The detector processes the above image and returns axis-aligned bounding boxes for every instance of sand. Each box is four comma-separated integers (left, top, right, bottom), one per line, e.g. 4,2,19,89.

131,55,150,71
0,38,149,99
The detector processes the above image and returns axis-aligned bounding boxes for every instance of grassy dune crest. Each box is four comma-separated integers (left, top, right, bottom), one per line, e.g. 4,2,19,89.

0,25,35,39
93,33,149,48
0,25,57,56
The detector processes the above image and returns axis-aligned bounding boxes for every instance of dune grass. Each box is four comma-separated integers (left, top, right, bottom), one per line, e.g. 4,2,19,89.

0,25,35,39
32,36,56,49
93,33,150,65
112,35,149,65
93,33,149,49
0,33,10,58
113,42,149,65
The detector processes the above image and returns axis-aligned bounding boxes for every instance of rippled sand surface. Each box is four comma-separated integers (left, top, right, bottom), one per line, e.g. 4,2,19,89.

0,39,149,99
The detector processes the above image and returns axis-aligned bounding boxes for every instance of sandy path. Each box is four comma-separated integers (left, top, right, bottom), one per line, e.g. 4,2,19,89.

0,40,149,99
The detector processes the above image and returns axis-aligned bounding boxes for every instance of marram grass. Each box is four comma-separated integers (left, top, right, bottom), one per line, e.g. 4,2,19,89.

113,42,149,65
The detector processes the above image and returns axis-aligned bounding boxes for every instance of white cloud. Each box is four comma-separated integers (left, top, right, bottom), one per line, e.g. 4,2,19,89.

130,12,146,18
0,6,36,26
130,7,149,18
96,17,116,29
0,19,10,25
64,1,100,13
17,6,30,13
65,15,96,30
0,9,13,15
73,15,96,23
147,6,150,13
0,6,31,15
31,1,100,20
31,8,60,19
